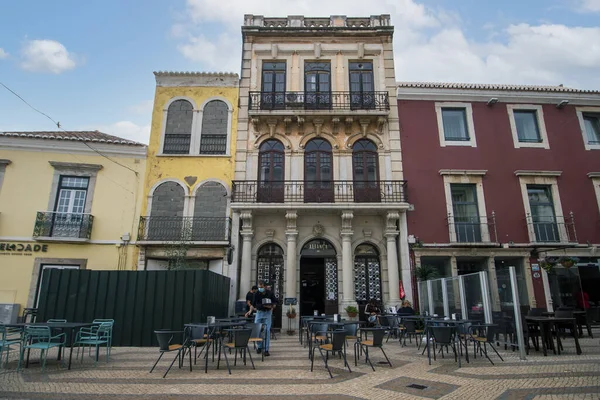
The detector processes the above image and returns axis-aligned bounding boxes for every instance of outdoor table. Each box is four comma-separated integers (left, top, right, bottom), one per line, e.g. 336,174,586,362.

525,317,581,356
6,322,94,370
185,321,247,373
541,311,590,337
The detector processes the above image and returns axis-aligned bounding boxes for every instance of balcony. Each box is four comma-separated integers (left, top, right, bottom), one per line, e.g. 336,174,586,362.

526,213,577,244
137,217,231,243
248,91,390,113
447,213,497,244
231,180,407,204
33,212,93,241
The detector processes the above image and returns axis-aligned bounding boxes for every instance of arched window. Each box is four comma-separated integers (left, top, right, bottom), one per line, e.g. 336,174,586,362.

258,140,285,202
200,100,229,155
352,139,380,202
354,243,381,303
193,182,228,241
163,100,193,154
304,138,333,202
148,181,185,240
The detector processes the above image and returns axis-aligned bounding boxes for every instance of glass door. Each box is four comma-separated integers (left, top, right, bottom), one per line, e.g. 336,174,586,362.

261,62,286,110
304,139,333,202
352,139,380,202
451,184,482,242
53,176,89,237
305,62,331,109
528,185,560,242
349,62,374,109
258,140,285,202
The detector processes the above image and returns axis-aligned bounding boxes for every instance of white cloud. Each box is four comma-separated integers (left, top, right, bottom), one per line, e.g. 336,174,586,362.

0,48,8,59
580,0,600,12
20,39,77,74
93,121,151,144
172,0,600,89
129,99,154,115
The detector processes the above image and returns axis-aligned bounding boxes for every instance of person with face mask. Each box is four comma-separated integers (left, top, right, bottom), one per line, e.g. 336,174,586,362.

251,280,277,356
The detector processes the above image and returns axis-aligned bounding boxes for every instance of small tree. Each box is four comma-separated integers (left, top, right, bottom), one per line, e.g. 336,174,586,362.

414,264,440,281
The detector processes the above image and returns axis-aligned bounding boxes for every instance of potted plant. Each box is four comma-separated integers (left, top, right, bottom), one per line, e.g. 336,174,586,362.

345,305,359,318
558,256,579,269
286,306,296,319
414,265,440,281
540,256,558,273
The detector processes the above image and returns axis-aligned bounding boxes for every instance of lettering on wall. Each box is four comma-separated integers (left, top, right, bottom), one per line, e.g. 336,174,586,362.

0,243,49,256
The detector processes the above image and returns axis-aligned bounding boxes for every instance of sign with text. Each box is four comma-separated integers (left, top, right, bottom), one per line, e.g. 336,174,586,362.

284,298,297,305
0,243,49,256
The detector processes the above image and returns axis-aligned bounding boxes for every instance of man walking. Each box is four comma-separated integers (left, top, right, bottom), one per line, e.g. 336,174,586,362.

245,285,258,316
251,280,277,356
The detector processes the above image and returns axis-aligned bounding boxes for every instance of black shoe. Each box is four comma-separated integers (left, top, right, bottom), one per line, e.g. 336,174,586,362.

257,348,262,354
264,351,270,357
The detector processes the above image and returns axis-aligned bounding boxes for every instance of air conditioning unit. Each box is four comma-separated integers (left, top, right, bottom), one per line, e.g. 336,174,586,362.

0,304,20,324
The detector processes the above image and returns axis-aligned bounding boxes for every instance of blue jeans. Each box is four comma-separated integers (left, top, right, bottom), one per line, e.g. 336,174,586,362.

254,310,272,351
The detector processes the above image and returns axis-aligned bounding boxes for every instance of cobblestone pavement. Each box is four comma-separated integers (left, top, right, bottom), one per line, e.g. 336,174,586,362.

1,328,599,400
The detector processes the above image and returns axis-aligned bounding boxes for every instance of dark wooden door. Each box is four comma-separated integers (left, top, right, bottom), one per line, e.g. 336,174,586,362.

352,139,380,202
258,140,285,203
261,62,286,110
304,139,333,202
305,62,331,110
349,62,375,109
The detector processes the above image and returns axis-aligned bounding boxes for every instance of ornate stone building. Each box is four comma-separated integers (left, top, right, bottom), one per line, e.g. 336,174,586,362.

230,15,411,328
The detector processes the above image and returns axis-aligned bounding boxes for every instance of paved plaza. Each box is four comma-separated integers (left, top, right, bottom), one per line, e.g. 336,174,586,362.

1,328,599,400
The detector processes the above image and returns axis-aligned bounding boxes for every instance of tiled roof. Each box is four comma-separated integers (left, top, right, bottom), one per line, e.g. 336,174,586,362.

0,131,146,146
396,82,600,94
153,71,238,78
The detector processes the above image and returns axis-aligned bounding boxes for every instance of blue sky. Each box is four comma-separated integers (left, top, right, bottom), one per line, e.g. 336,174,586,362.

1,0,599,144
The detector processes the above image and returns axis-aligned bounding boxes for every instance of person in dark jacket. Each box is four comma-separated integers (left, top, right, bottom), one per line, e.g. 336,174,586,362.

245,286,258,314
397,300,415,316
251,280,277,356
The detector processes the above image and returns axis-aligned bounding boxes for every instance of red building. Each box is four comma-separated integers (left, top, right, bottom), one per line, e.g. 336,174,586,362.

397,83,600,311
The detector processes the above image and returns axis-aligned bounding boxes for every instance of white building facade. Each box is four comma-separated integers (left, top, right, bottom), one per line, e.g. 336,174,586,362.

231,15,411,328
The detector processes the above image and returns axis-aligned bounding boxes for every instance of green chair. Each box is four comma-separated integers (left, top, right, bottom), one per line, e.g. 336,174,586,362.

79,319,114,359
0,325,22,369
19,326,66,371
74,322,112,365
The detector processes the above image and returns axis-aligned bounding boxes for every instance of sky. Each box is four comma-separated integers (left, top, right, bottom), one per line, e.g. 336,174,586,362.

1,0,599,144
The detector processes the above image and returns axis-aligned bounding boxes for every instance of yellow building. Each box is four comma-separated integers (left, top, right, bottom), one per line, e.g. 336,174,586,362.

0,131,146,321
136,72,239,295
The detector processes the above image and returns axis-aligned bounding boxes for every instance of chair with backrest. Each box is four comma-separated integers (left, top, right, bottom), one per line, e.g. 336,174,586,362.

384,316,400,342
354,328,392,371
246,322,264,362
343,322,359,346
0,325,22,369
469,325,504,365
218,328,254,374
300,317,315,346
19,326,65,371
399,319,424,348
73,322,112,366
308,322,329,359
78,319,115,360
430,326,458,362
187,325,211,365
311,330,351,378
149,330,190,378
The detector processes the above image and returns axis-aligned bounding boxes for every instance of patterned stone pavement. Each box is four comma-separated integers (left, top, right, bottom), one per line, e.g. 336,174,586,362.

1,328,599,400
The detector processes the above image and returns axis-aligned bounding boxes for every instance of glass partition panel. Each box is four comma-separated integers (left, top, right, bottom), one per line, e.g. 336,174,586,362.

492,266,527,359
462,272,485,323
548,267,582,309
445,277,461,318
418,280,430,315
431,279,444,317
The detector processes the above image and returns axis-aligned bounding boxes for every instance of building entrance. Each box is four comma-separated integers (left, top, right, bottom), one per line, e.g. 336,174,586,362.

299,239,338,316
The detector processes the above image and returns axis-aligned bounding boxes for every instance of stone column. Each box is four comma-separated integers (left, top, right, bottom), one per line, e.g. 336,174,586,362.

285,210,298,329
239,211,253,298
340,211,355,314
385,212,401,306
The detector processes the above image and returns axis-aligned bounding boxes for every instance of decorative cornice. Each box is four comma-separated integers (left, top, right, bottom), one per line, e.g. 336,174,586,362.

0,159,11,166
439,169,487,176
588,172,600,178
154,71,239,88
514,170,562,177
397,81,600,94
49,161,103,171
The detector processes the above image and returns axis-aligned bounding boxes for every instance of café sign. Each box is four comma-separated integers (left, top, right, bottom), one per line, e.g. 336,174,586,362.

0,243,49,256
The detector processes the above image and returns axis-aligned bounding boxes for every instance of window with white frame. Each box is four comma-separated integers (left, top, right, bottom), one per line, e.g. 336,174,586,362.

507,105,549,149
0,159,10,195
435,103,477,147
589,173,600,215
199,100,229,155
577,108,600,150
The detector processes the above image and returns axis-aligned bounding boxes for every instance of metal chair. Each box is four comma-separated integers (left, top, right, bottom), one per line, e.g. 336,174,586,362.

74,322,112,365
19,326,66,371
218,328,254,374
0,325,22,369
399,319,424,348
430,326,458,362
342,322,359,346
186,325,210,365
354,328,392,371
78,319,115,361
246,322,264,361
470,325,504,365
311,330,351,378
149,330,190,378
307,322,329,360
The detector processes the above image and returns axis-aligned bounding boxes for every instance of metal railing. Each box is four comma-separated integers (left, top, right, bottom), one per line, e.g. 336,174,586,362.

137,216,231,242
526,212,577,243
32,212,94,239
447,212,497,243
248,91,390,111
231,180,407,203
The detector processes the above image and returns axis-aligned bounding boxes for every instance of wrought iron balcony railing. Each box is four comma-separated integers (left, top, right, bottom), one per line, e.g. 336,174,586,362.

33,212,94,240
447,212,497,244
231,180,407,204
526,213,577,243
248,91,390,112
137,217,231,242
